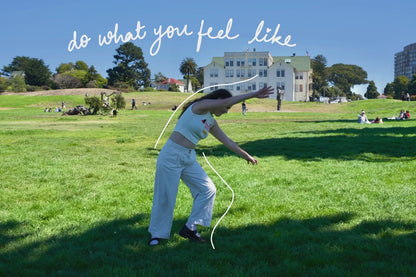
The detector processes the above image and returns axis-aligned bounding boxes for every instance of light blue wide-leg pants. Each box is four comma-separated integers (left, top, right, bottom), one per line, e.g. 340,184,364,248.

148,139,216,239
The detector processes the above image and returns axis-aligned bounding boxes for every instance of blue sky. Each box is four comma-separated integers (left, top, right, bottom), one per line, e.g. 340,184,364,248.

1,0,415,95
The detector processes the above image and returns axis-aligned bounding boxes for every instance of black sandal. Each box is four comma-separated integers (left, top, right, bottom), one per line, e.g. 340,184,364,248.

148,237,161,246
178,225,205,243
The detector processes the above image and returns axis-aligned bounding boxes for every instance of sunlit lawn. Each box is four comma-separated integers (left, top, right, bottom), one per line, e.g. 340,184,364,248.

0,92,415,276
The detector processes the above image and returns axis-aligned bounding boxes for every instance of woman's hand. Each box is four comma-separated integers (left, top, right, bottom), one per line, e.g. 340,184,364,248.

245,154,258,165
254,86,274,99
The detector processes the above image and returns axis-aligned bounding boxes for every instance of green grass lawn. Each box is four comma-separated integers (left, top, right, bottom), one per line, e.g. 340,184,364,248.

1,92,415,276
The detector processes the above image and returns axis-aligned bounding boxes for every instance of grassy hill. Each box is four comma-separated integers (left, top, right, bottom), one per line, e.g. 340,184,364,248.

1,92,415,276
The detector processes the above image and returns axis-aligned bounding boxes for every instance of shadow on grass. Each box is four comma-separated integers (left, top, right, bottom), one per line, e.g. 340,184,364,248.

1,213,415,276
199,126,416,161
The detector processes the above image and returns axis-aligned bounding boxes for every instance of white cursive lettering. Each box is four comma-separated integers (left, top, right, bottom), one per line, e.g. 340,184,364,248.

98,21,146,46
248,20,296,47
196,18,240,52
68,31,91,52
150,24,193,56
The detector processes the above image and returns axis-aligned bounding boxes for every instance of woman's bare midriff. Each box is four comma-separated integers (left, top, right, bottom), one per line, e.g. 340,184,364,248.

169,131,196,149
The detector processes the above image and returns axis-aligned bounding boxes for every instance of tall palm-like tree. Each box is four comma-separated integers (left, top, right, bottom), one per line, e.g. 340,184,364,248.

179,57,197,92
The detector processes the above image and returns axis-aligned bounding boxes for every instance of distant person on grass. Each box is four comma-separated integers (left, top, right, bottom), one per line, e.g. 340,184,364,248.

358,110,370,124
242,100,247,115
148,86,274,246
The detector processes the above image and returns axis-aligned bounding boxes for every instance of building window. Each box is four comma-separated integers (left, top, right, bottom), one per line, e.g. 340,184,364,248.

225,58,234,67
248,82,256,91
295,84,303,92
210,69,218,78
240,69,245,77
259,58,267,66
277,82,285,90
210,83,218,91
259,69,267,77
276,69,285,77
261,82,267,88
248,58,256,66
248,69,256,77
236,58,245,67
236,83,246,91
225,84,234,91
295,72,303,79
225,69,234,78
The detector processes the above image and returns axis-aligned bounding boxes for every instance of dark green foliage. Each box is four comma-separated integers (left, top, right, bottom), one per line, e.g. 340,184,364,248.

364,80,379,99
326,63,368,96
179,57,197,92
393,75,409,99
3,56,51,86
111,92,126,110
84,96,103,115
107,42,151,90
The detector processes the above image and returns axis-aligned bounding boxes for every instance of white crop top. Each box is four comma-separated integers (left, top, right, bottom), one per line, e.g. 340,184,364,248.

173,103,215,145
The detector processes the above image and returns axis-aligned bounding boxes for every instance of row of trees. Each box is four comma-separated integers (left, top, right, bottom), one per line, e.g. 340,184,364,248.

0,42,203,93
311,54,416,100
382,75,416,100
365,75,416,100
0,56,109,92
2,43,414,99
311,55,368,100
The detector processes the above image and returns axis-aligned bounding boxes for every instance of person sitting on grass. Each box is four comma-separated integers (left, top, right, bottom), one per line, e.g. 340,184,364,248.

148,86,274,246
358,110,370,124
405,110,411,119
387,109,407,120
371,116,383,124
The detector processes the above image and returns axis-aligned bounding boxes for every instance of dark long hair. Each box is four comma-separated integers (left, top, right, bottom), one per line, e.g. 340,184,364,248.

179,89,232,118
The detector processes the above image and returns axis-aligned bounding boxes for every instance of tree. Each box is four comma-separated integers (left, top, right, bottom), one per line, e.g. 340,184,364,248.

11,75,27,92
195,67,204,89
107,42,151,90
393,75,409,99
154,72,167,84
326,63,368,97
3,56,51,86
56,62,74,74
53,73,82,88
364,81,379,99
311,55,328,97
74,60,89,71
407,74,416,96
179,57,197,92
383,83,394,98
55,62,107,88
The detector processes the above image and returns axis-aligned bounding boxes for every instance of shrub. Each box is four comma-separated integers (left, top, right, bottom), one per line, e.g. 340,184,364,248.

111,92,126,110
11,75,27,92
53,73,82,89
142,87,155,92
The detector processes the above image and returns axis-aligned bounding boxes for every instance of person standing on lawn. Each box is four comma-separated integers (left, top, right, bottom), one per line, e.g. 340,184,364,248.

148,86,274,246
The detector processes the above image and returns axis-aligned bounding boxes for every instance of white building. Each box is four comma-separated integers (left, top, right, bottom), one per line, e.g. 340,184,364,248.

156,78,185,92
203,51,313,101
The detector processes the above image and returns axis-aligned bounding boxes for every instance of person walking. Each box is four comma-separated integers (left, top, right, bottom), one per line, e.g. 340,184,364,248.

242,100,247,115
148,86,274,246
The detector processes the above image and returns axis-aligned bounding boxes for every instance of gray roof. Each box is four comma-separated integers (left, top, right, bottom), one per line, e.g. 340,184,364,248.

205,54,311,71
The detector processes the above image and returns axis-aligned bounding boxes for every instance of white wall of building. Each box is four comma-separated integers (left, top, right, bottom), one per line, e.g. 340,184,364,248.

203,51,312,102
